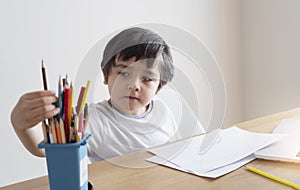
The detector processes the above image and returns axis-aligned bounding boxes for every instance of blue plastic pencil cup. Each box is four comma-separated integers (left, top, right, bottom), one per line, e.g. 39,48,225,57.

38,134,93,190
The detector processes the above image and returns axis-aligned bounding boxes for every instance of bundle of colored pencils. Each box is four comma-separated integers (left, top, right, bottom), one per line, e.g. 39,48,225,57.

41,61,90,144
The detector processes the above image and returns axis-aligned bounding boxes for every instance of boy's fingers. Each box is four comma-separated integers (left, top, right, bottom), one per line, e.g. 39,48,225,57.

33,107,60,122
31,104,57,117
29,96,58,109
22,105,57,123
23,90,56,100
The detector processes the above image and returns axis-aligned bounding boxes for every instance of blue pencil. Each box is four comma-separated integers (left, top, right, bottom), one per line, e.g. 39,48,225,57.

58,75,63,118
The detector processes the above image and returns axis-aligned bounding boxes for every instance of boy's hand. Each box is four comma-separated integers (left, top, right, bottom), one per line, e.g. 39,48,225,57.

11,90,60,130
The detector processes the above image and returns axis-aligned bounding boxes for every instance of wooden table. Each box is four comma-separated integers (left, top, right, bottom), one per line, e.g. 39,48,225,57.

3,108,300,190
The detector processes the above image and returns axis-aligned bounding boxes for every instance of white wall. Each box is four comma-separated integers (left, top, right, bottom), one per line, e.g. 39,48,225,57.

0,0,242,187
241,0,300,120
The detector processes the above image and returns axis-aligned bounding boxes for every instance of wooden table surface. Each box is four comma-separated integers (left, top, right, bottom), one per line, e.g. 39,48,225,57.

3,107,300,190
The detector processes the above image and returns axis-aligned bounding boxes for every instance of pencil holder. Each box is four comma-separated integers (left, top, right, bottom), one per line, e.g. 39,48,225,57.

38,133,93,190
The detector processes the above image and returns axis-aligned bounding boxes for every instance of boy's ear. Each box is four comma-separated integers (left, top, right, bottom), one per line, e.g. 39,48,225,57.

102,69,108,85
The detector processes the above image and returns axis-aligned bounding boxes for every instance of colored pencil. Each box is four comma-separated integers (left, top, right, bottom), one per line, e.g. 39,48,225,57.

42,121,48,143
58,75,63,118
41,60,50,143
59,118,66,144
79,111,84,138
55,119,62,144
79,80,90,113
69,82,74,128
64,86,71,140
50,119,57,144
245,166,300,190
76,87,86,114
41,60,48,90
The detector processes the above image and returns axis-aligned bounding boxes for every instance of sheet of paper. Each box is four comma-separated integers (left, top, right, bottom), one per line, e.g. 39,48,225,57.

147,154,255,178
255,119,300,157
148,126,284,172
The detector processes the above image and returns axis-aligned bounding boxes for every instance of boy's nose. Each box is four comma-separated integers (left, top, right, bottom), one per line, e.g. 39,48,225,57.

128,81,141,91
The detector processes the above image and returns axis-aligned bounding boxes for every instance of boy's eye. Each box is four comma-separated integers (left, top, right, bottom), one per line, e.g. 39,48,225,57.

143,77,153,82
118,71,129,77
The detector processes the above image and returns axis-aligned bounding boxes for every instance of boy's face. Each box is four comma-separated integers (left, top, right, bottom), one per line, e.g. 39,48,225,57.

105,56,161,115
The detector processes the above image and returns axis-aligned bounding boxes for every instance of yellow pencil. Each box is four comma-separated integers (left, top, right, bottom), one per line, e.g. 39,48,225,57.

69,81,74,128
245,166,300,190
80,80,90,113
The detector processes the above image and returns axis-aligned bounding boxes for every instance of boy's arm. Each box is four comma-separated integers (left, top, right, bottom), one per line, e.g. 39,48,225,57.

13,124,46,157
11,90,60,157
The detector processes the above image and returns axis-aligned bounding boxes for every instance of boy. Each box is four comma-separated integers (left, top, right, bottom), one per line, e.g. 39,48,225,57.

11,27,185,162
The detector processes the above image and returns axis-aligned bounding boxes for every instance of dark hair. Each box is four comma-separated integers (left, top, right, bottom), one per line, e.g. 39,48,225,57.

101,27,174,91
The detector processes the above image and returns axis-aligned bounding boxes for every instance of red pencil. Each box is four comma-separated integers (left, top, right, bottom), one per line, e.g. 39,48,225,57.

64,87,71,140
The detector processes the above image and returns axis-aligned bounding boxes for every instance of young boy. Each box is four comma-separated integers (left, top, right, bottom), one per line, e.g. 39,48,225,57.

11,27,184,162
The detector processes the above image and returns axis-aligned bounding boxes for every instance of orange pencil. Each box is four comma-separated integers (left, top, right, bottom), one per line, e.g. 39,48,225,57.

54,119,62,144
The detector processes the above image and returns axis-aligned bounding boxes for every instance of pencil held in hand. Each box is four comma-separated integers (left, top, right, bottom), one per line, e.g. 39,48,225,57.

41,60,50,143
41,60,48,90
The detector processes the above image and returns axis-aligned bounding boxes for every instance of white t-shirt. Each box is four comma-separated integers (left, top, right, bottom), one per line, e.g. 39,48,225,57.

85,99,180,163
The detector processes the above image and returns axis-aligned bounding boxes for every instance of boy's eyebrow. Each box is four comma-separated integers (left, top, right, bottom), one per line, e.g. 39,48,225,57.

145,70,159,77
113,64,130,69
114,63,160,77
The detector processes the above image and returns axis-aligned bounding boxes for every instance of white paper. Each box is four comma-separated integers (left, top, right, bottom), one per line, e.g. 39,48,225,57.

255,119,300,159
148,126,284,172
147,154,255,178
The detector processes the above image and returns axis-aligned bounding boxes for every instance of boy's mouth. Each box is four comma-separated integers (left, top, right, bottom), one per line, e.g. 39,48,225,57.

126,96,139,100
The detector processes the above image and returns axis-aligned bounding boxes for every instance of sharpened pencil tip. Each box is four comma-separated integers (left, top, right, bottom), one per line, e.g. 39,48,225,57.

41,59,45,67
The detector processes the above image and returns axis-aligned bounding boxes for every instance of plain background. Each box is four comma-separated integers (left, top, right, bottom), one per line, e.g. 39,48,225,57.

1,0,300,187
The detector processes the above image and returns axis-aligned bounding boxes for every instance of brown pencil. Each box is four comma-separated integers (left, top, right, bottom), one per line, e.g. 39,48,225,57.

41,60,51,143
42,60,51,142
41,60,48,90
